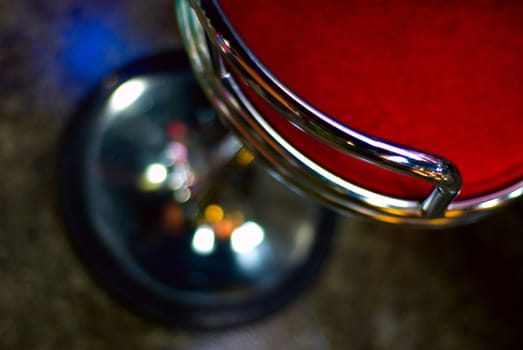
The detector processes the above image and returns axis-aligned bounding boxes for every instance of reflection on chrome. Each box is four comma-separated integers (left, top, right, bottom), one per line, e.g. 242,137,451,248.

174,187,192,203
231,221,267,274
508,187,523,200
477,197,502,210
144,163,168,184
204,204,225,223
110,79,146,111
230,221,265,254
234,245,264,272
289,221,314,262
383,155,410,165
166,140,188,163
139,138,197,202
168,167,188,190
192,224,216,255
164,140,195,203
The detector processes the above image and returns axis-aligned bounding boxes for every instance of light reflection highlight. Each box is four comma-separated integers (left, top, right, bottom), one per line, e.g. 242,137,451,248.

168,168,188,190
508,187,523,200
144,163,168,184
110,79,145,111
383,155,410,165
231,221,265,254
174,188,192,203
477,198,502,209
192,225,216,255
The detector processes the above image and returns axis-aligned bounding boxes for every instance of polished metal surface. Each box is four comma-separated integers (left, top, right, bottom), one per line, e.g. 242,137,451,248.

60,52,335,328
175,0,523,225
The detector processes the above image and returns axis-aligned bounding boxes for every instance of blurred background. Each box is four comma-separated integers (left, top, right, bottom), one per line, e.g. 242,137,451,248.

1,0,522,349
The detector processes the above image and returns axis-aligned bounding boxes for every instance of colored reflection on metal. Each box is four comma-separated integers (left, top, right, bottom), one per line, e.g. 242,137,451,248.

204,204,224,223
236,148,255,166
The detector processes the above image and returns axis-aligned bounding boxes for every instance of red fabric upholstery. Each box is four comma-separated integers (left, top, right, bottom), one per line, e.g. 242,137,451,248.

219,0,523,199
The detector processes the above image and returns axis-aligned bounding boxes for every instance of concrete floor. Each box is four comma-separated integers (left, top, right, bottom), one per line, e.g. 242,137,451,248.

1,1,522,349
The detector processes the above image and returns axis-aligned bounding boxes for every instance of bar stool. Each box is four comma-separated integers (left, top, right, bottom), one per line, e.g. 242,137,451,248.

60,0,523,330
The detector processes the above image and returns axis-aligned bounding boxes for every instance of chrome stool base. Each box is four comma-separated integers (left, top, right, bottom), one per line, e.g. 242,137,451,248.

60,51,336,328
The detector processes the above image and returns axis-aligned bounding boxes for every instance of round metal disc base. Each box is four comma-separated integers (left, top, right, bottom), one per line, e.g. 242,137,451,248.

60,51,336,328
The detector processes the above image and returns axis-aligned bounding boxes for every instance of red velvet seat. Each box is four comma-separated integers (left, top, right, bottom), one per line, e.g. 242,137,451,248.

219,0,523,200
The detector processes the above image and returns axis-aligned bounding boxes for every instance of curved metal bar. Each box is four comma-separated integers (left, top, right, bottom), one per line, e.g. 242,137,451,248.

190,0,462,218
176,0,523,225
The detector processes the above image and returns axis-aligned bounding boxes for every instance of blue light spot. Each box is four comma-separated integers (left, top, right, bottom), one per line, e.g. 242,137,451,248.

61,19,125,83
